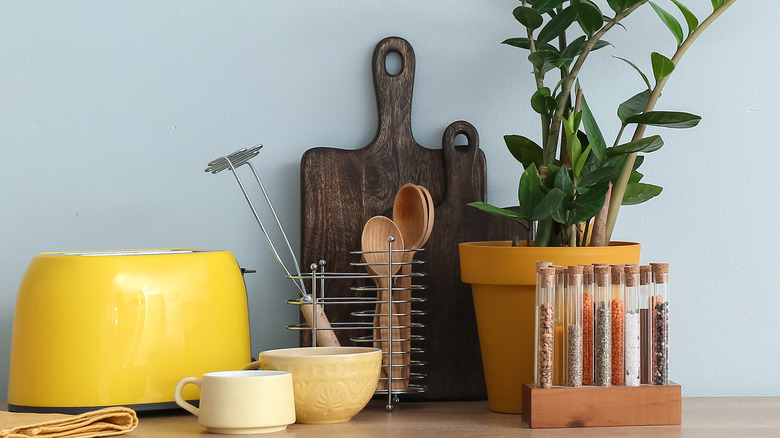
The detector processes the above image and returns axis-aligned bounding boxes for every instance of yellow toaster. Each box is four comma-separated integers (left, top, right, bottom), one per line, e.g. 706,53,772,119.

8,249,252,413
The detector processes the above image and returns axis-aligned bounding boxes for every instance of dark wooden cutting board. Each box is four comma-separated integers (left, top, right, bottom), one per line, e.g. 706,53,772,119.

299,36,527,400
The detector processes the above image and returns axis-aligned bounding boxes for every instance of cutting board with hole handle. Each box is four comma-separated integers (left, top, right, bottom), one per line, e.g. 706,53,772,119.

299,36,527,400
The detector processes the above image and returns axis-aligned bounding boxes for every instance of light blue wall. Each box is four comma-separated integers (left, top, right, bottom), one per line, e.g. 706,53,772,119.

1,1,772,400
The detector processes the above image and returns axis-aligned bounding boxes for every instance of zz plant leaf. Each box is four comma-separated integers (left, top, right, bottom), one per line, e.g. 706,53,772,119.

518,163,545,217
513,6,544,30
607,135,664,156
617,89,652,122
614,56,652,90
529,50,562,75
569,183,609,224
532,188,567,221
578,166,621,188
651,52,675,82
572,0,603,37
580,91,607,162
531,87,558,115
505,135,543,169
670,0,699,35
502,38,558,53
532,0,567,14
621,182,663,205
624,111,701,128
650,2,684,46
536,6,577,45
467,202,531,228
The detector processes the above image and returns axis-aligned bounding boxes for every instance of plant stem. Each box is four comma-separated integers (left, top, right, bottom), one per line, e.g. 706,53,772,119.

613,123,627,148
603,0,736,242
541,0,649,165
524,0,550,144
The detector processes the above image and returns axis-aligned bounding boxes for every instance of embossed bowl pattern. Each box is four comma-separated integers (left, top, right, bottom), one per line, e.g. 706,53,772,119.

256,347,382,423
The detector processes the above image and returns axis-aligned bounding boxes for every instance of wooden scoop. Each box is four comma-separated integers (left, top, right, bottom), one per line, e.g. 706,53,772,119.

391,184,429,389
361,215,404,390
417,185,434,246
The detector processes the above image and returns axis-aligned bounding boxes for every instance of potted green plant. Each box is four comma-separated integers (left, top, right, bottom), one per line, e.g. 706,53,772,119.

459,0,735,414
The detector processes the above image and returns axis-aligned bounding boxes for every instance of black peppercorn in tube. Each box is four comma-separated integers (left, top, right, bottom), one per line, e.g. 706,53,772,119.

651,263,670,385
639,265,653,384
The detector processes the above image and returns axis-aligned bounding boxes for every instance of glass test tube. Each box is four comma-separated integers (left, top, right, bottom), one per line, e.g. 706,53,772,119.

611,264,625,385
639,265,653,384
581,264,595,386
623,264,641,386
535,267,556,388
553,266,566,386
652,263,670,385
534,261,552,385
565,266,583,387
594,265,612,386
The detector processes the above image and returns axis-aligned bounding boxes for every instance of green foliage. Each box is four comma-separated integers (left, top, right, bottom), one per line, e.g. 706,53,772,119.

470,0,733,246
670,0,698,35
651,52,675,81
650,2,684,46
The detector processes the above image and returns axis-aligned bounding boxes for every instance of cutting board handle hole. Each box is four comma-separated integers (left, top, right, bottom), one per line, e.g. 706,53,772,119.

384,50,403,76
454,134,470,148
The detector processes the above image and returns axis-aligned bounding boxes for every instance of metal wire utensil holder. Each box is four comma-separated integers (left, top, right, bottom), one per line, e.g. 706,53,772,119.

286,236,428,410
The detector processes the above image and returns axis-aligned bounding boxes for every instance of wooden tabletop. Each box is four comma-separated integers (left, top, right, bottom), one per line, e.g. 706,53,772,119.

4,398,780,437
130,397,777,437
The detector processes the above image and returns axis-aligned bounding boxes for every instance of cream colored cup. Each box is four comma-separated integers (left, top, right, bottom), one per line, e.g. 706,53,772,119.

245,347,381,424
174,370,295,434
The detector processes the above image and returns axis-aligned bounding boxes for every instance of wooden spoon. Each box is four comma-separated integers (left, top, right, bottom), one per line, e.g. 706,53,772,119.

391,183,429,389
361,215,404,389
417,185,434,246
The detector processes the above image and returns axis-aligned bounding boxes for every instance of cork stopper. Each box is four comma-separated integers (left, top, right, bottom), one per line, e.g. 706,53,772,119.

594,266,611,287
539,267,556,289
651,263,670,284
566,265,583,283
611,264,624,284
536,261,552,272
580,264,594,285
552,265,565,281
624,264,640,287
640,265,652,285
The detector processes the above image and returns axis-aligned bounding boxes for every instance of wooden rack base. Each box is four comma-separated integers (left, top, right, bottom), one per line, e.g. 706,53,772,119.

521,382,681,428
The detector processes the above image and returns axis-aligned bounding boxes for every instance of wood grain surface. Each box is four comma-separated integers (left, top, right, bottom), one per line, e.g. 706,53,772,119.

299,36,527,400
74,398,780,438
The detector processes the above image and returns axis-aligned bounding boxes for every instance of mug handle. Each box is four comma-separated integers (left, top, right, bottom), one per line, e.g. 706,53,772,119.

242,361,263,370
174,377,202,416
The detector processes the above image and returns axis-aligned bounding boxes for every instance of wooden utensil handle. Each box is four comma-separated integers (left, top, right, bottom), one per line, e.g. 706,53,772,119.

374,281,404,391
300,303,341,347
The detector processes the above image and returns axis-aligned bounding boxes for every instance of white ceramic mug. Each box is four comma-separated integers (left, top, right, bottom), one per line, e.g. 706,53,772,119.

174,370,295,434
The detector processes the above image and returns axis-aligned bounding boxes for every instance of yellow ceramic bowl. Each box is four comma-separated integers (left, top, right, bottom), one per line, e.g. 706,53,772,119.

247,347,381,424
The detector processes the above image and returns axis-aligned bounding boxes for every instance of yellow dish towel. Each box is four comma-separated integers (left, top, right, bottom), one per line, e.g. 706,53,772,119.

0,407,138,438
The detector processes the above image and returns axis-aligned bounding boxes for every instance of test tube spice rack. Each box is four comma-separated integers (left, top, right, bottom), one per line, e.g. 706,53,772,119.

523,262,680,429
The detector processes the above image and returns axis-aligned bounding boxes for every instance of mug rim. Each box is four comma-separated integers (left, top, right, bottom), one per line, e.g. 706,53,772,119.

205,370,290,378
